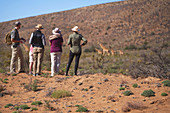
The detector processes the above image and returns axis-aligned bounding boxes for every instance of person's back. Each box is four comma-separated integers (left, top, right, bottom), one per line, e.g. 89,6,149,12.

66,26,87,76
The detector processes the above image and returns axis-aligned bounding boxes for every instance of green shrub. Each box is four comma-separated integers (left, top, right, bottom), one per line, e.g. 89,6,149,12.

161,93,168,96
30,107,38,111
123,90,133,96
14,106,19,110
133,83,138,88
119,87,125,90
162,80,170,87
32,80,38,91
51,90,72,99
141,90,155,97
82,88,88,91
0,68,5,73
12,111,22,113
24,79,38,91
151,32,155,35
31,101,42,105
4,103,13,108
12,73,17,76
169,91,170,93
75,105,88,112
19,105,30,109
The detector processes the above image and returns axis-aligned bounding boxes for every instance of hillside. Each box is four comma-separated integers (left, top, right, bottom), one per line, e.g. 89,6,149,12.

0,0,169,49
0,73,170,113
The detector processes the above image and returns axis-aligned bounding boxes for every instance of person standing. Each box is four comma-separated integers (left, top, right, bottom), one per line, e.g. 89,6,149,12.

66,26,87,76
29,24,46,76
49,28,63,76
29,45,33,75
10,21,25,73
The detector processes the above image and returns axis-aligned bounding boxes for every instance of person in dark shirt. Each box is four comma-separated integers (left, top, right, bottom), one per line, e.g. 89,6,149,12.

29,24,46,76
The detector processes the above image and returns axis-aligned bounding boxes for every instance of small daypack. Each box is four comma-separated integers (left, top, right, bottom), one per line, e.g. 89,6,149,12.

5,30,13,45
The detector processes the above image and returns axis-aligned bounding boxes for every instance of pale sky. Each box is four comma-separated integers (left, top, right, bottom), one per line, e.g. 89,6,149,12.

0,0,121,23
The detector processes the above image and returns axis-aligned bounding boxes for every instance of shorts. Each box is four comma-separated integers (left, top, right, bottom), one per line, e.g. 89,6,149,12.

29,51,33,62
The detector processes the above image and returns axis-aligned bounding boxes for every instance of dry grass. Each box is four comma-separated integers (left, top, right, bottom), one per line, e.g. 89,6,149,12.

122,101,146,112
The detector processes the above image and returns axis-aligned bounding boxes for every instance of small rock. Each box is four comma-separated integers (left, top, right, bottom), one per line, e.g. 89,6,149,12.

90,97,94,99
90,89,94,91
73,87,77,90
98,82,102,84
141,82,143,84
119,95,121,98
104,78,109,82
120,84,124,87
82,95,86,97
150,101,155,104
67,110,72,113
78,82,83,85
89,85,94,89
0,93,3,97
155,83,161,87
91,92,95,95
132,97,137,99
110,110,116,113
111,99,116,102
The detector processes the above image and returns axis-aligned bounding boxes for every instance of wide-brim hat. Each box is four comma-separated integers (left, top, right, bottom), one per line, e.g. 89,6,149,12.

35,24,44,29
15,21,21,26
52,27,61,35
72,26,80,32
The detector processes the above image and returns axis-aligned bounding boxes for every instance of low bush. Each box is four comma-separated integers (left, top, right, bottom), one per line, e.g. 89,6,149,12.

31,101,42,105
51,90,72,99
19,105,30,109
141,89,155,97
30,107,38,111
119,87,125,90
122,101,146,112
4,103,13,108
123,90,133,96
162,80,170,87
133,83,138,88
161,93,168,96
12,111,22,113
75,105,88,112
24,79,38,91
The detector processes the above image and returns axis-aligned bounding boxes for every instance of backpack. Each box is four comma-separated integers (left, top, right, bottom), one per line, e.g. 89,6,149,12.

5,30,13,45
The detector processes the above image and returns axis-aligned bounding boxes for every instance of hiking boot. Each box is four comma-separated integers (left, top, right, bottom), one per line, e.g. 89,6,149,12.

18,71,25,73
33,74,36,76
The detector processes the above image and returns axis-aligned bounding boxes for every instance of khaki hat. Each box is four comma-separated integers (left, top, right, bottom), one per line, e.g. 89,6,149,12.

72,26,80,32
15,21,21,26
35,24,44,29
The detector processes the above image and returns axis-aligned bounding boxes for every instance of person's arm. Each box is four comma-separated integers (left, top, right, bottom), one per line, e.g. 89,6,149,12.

29,33,34,44
67,35,71,45
61,36,63,46
42,34,46,46
81,35,87,46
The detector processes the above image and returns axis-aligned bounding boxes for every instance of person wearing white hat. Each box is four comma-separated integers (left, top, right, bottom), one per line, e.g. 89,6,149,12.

29,24,46,76
65,26,87,76
49,27,63,76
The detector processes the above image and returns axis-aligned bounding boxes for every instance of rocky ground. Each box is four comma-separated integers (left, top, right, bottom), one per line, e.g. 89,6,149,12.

0,72,170,113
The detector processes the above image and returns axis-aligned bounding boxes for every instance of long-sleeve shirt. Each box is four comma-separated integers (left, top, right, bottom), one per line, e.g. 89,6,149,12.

67,32,87,54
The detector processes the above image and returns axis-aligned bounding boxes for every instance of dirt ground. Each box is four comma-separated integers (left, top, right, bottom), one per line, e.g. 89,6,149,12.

0,72,170,113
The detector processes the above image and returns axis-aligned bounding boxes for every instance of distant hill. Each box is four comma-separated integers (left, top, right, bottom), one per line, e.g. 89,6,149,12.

0,0,169,49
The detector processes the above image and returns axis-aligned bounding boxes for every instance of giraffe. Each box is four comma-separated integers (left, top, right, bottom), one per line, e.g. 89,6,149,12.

97,42,110,55
110,49,116,55
117,50,124,56
95,48,103,55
